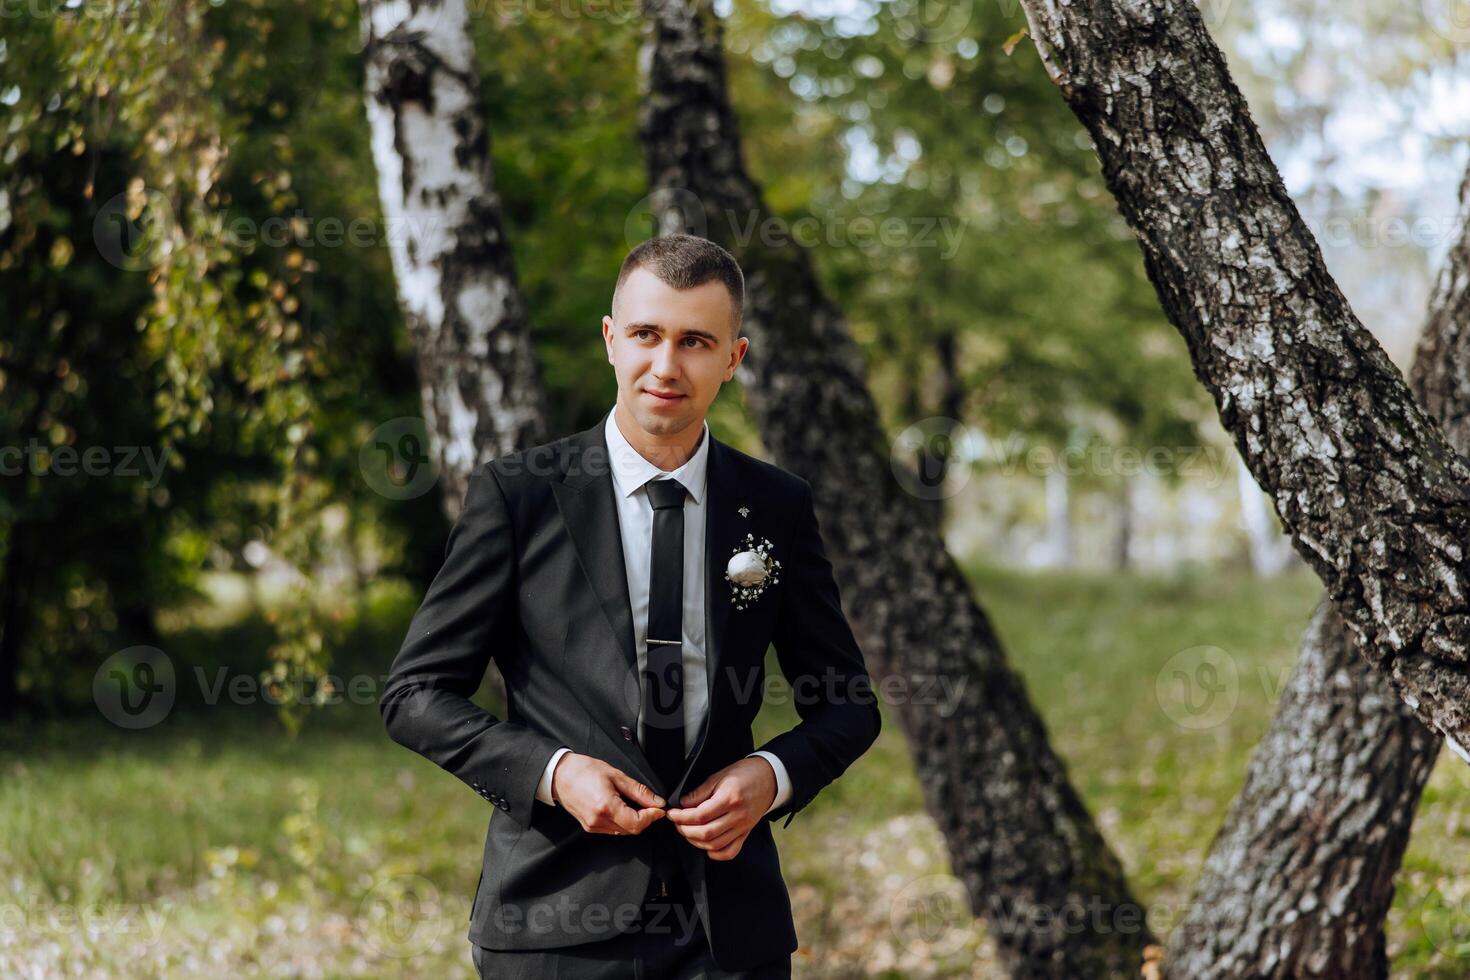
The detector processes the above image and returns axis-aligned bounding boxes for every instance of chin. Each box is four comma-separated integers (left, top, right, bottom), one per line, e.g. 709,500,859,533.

635,409,685,434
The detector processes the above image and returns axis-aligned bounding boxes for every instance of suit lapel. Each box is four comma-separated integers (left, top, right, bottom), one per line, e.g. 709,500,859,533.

692,435,736,776
553,414,639,682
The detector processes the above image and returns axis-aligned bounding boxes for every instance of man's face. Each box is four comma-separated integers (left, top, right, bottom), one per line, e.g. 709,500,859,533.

602,267,749,438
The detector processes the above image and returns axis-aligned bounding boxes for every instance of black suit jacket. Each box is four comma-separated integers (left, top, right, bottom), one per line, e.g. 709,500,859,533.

379,409,881,970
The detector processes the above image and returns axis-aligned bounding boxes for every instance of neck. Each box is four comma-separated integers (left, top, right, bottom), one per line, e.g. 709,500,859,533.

613,400,705,473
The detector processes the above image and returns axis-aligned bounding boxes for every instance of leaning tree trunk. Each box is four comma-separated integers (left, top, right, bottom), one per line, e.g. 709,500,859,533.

1165,599,1439,979
358,0,548,519
1165,167,1470,978
1016,0,1470,756
640,2,1154,975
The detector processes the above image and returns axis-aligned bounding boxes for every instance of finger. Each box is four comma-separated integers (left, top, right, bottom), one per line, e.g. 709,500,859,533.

684,823,743,851
633,806,667,830
583,792,639,834
672,811,739,842
677,777,717,809
611,771,666,809
708,833,748,861
666,792,728,826
594,803,663,836
608,797,654,835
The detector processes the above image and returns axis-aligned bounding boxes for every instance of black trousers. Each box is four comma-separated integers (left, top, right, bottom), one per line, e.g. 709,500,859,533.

470,872,792,980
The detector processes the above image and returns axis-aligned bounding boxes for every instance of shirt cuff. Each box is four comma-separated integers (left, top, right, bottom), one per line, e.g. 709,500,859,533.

537,747,573,806
746,750,791,816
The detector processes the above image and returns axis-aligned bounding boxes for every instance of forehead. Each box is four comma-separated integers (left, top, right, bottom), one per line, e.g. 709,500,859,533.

616,267,735,333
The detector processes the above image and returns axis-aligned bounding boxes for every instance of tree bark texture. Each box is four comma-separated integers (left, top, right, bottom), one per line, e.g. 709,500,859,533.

1164,595,1440,977
1016,0,1470,756
359,0,548,519
640,2,1155,975
1166,164,1470,980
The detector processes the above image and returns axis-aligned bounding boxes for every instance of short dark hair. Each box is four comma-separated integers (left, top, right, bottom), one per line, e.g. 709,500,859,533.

612,234,744,338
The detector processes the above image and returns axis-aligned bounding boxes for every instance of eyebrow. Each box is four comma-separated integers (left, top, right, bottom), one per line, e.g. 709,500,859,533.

625,321,722,343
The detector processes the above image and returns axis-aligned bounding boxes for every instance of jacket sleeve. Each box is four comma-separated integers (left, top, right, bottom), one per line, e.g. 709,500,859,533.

379,464,562,830
754,479,882,828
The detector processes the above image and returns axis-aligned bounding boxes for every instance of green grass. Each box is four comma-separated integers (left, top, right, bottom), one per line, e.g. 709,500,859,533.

4,562,1468,976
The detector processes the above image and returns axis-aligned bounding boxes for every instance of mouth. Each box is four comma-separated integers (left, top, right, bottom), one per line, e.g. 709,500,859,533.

644,389,686,402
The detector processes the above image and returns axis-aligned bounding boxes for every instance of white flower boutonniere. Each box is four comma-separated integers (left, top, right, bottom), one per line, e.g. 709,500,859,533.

725,533,781,610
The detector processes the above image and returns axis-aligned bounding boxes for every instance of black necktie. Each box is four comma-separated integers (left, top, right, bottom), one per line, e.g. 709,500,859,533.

643,477,688,793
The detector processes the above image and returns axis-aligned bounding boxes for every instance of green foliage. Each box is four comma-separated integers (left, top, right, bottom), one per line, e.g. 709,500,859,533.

471,7,649,434
719,0,1212,485
0,3,234,705
0,0,416,724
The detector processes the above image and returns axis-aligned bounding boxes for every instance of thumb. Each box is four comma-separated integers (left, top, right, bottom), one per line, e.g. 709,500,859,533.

612,771,666,809
679,777,716,809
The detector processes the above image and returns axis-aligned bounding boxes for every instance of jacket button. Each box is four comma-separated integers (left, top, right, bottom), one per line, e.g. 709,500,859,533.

620,725,634,740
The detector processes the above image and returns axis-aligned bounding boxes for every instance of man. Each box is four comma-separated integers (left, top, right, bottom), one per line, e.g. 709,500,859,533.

380,234,881,978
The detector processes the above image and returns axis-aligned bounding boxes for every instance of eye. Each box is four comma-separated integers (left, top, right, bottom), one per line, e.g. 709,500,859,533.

634,329,655,342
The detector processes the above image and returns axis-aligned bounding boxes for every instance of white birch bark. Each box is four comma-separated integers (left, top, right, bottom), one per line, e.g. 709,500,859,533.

1017,0,1470,757
359,0,548,518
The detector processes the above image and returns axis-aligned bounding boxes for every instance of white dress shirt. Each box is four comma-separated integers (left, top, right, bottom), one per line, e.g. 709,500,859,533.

534,408,792,816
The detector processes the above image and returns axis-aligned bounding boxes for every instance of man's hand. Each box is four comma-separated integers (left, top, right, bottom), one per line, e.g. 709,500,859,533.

665,757,777,861
552,753,667,836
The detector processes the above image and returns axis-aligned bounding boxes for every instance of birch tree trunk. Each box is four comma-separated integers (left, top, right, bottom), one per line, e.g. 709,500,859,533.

358,0,548,520
640,2,1154,975
1164,164,1470,980
1016,0,1470,756
1165,597,1439,978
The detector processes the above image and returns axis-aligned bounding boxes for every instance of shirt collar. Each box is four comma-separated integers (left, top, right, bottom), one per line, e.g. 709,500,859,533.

605,407,709,505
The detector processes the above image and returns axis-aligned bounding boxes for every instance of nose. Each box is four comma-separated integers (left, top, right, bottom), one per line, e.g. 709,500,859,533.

651,337,680,380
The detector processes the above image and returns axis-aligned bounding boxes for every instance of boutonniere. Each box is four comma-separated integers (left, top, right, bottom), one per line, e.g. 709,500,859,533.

725,533,781,610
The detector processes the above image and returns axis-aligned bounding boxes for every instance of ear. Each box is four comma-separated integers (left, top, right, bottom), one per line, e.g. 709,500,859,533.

727,335,749,378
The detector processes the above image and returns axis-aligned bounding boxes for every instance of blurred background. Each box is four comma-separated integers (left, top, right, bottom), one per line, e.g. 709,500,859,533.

3,0,1470,975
